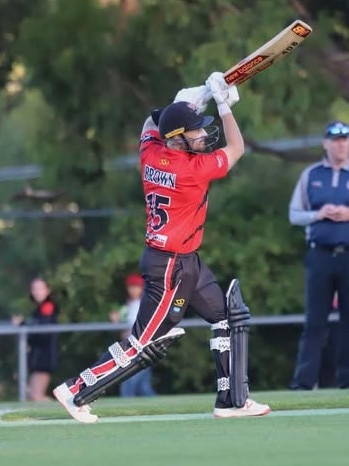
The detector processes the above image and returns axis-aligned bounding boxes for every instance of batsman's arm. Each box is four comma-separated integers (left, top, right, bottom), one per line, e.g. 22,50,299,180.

140,107,165,135
141,116,158,134
206,72,244,170
220,111,245,170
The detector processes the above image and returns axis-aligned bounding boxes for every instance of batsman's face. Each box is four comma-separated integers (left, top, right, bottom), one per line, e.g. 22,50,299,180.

184,128,208,152
323,136,349,166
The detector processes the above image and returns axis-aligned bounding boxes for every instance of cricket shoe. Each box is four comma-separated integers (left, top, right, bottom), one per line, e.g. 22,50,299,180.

53,383,98,424
213,399,270,418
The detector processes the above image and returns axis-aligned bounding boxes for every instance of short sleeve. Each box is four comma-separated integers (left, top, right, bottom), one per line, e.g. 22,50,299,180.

140,129,161,152
188,149,229,182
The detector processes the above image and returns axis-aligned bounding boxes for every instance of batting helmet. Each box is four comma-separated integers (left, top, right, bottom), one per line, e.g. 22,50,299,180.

158,101,214,139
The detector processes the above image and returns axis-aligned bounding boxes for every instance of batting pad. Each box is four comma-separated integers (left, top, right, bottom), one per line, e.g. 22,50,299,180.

73,327,185,406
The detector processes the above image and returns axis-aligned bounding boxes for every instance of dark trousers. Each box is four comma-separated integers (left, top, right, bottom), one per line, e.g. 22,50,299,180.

132,246,227,341
318,323,339,388
70,247,232,406
136,247,231,407
292,248,349,388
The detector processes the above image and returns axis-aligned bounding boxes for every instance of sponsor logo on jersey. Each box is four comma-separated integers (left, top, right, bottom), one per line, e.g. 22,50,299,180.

146,232,168,248
311,180,322,188
160,158,170,166
144,165,176,189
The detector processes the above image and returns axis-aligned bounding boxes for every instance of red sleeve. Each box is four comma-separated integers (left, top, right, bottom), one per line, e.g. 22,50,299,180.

140,129,162,152
188,149,229,182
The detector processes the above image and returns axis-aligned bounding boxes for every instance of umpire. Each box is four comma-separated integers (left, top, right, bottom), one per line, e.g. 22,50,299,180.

289,120,349,390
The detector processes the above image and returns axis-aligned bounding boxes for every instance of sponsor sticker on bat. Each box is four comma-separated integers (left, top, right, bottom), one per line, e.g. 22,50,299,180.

222,19,312,86
232,60,274,85
292,23,312,38
225,55,268,84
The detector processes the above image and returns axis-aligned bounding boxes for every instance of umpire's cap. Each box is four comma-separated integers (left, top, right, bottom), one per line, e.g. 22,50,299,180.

324,120,349,139
158,101,214,139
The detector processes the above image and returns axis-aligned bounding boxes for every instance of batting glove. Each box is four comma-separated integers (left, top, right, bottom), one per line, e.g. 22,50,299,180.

206,71,234,117
174,85,210,113
226,85,240,107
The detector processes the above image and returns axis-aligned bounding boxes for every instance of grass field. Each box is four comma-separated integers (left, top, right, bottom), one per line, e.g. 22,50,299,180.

1,390,348,466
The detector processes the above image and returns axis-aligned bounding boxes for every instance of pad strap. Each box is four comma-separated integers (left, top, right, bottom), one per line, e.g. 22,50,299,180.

211,319,229,330
210,337,230,352
108,342,131,368
80,368,98,387
128,334,144,353
217,377,230,391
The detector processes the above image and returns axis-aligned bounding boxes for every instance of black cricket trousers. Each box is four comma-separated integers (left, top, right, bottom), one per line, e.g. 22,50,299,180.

131,246,227,343
68,246,232,408
83,247,229,385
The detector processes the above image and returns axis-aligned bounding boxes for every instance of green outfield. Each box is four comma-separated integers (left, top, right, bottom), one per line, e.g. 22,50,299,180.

1,390,348,466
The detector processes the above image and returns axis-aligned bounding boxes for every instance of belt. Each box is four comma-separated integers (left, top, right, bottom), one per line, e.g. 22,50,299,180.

309,241,349,253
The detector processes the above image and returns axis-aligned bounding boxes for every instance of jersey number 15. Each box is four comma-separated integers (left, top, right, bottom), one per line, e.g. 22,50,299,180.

146,192,171,231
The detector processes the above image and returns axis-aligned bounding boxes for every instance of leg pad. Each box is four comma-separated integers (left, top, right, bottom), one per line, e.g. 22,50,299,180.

230,326,249,407
226,279,251,408
74,328,185,406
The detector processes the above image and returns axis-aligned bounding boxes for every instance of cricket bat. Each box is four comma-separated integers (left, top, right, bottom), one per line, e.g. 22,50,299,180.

223,19,312,86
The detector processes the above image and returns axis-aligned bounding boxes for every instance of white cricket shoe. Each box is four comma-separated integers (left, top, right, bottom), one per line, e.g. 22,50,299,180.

53,383,98,424
213,399,270,418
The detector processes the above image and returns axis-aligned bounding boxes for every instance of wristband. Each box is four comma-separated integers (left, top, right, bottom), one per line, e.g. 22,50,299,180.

217,102,232,117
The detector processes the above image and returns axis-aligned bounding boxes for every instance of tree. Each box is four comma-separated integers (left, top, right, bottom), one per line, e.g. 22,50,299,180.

0,0,44,90
2,0,349,396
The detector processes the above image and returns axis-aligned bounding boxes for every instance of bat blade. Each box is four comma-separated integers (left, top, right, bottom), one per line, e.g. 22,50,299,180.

224,20,312,86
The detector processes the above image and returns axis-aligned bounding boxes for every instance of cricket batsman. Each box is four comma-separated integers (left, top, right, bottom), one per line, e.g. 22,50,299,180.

53,72,271,422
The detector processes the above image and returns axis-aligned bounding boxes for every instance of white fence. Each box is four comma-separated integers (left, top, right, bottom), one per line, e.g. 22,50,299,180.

0,313,339,401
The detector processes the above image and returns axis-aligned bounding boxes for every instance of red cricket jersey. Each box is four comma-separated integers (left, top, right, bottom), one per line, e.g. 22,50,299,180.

140,129,229,253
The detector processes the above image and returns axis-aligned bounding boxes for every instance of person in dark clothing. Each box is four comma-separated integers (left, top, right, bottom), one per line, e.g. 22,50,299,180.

289,120,349,390
12,278,59,401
